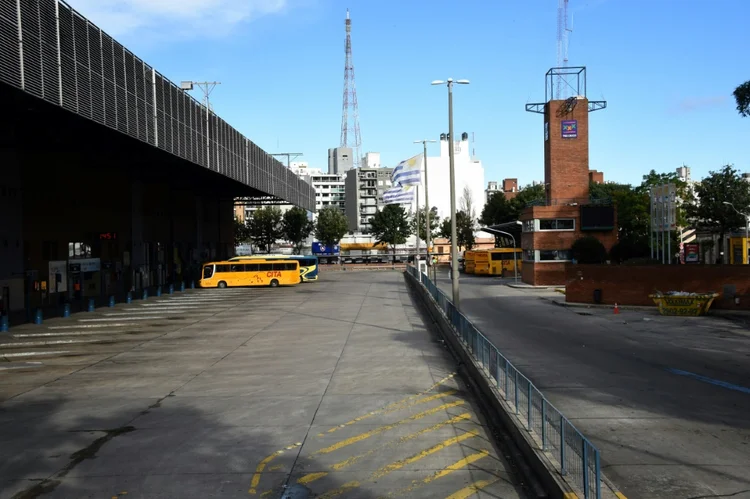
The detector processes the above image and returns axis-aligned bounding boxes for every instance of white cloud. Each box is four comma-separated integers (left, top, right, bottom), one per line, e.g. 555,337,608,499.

66,0,288,39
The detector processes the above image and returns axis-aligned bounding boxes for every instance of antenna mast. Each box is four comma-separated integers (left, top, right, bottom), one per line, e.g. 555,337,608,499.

555,0,571,99
340,8,362,168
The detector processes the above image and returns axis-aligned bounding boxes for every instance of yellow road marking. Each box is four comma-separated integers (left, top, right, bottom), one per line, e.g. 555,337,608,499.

247,374,457,494
268,464,284,471
317,481,360,499
260,491,274,498
445,477,501,499
248,443,302,494
371,430,479,480
318,386,458,437
314,400,466,455
297,472,329,485
424,450,489,483
318,431,480,498
331,413,472,471
615,493,629,499
380,450,492,498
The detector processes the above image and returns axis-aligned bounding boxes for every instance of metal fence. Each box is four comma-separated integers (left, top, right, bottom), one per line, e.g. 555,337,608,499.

406,265,602,499
0,0,315,211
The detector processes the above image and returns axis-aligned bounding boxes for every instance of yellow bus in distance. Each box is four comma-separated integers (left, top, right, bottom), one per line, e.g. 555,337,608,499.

199,259,300,288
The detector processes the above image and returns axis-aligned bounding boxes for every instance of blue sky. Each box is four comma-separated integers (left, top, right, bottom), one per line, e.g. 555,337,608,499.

70,0,749,189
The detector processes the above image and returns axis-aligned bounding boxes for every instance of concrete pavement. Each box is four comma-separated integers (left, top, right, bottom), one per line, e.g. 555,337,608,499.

0,272,529,499
436,273,750,499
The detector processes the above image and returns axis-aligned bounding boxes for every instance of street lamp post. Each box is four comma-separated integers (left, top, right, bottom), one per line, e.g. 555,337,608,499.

432,78,469,309
492,229,519,282
723,201,749,264
414,139,437,279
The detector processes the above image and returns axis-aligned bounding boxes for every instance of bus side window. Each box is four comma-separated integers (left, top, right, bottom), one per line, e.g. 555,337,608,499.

259,263,273,271
246,263,260,272
216,264,230,273
231,264,245,272
286,263,296,270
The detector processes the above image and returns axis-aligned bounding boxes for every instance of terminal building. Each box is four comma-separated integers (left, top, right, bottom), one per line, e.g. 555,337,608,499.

0,0,314,321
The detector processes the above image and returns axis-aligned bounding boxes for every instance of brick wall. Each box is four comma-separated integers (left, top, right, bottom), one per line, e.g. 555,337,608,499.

519,205,618,285
545,99,590,202
565,264,750,310
589,170,604,184
525,261,567,286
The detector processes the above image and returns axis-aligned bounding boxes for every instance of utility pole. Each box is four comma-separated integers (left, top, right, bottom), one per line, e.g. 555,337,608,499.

180,81,221,169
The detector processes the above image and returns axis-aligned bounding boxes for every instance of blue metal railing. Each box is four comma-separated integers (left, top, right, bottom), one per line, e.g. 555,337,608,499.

406,265,601,499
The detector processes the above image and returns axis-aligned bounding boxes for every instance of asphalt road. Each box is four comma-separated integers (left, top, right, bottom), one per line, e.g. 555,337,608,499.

436,273,750,499
0,272,528,499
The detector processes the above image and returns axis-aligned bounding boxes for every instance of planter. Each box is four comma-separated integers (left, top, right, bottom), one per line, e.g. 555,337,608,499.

648,293,719,316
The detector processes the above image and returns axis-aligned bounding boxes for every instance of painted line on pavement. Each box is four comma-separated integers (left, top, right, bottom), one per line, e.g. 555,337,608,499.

319,373,457,437
666,368,750,395
0,339,101,348
313,400,466,456
315,432,481,499
381,450,491,498
248,442,302,494
2,350,72,359
330,413,472,471
444,476,499,499
78,317,167,322
49,324,135,329
13,331,137,338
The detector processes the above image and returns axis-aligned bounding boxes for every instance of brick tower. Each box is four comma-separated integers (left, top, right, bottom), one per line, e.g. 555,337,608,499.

520,67,613,285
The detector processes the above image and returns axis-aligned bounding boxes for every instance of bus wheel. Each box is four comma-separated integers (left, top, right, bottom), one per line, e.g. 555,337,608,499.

217,281,227,289
270,279,279,288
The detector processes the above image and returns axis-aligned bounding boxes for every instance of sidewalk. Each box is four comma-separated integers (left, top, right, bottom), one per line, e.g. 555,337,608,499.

0,272,529,498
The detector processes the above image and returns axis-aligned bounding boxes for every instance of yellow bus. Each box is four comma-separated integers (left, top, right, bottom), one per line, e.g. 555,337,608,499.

463,250,478,274
228,254,319,282
199,259,300,288
487,248,523,277
473,251,491,275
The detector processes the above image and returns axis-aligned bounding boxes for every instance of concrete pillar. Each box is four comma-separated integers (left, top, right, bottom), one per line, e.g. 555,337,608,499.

0,149,25,313
131,178,145,290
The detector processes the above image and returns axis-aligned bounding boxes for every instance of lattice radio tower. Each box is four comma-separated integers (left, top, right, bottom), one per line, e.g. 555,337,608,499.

340,9,362,168
556,0,572,99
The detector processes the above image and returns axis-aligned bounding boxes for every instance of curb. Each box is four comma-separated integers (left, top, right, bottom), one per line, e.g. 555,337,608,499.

404,272,621,499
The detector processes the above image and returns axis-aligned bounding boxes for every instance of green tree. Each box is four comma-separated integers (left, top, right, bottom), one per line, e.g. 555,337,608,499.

410,206,439,243
282,206,314,254
369,204,412,263
734,80,750,117
685,164,750,263
479,183,546,226
571,236,607,264
439,212,476,250
249,207,283,254
234,217,251,246
590,181,651,258
314,206,349,250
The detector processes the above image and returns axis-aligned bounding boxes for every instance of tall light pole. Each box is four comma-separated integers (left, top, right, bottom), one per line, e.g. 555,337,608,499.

432,78,469,309
723,201,749,264
414,139,437,277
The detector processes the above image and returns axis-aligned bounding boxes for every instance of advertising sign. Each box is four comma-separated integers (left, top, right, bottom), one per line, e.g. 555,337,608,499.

561,120,578,138
684,243,700,263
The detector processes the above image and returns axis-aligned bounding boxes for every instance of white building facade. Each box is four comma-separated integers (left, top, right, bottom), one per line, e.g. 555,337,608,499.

296,164,346,222
408,133,485,224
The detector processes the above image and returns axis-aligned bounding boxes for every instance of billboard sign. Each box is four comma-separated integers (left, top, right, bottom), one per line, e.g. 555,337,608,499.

561,120,577,138
684,243,700,263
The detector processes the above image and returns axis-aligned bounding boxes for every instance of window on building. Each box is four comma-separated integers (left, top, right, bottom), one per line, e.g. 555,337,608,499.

522,220,534,233
523,250,534,261
538,249,572,261
539,218,575,231
68,242,92,258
